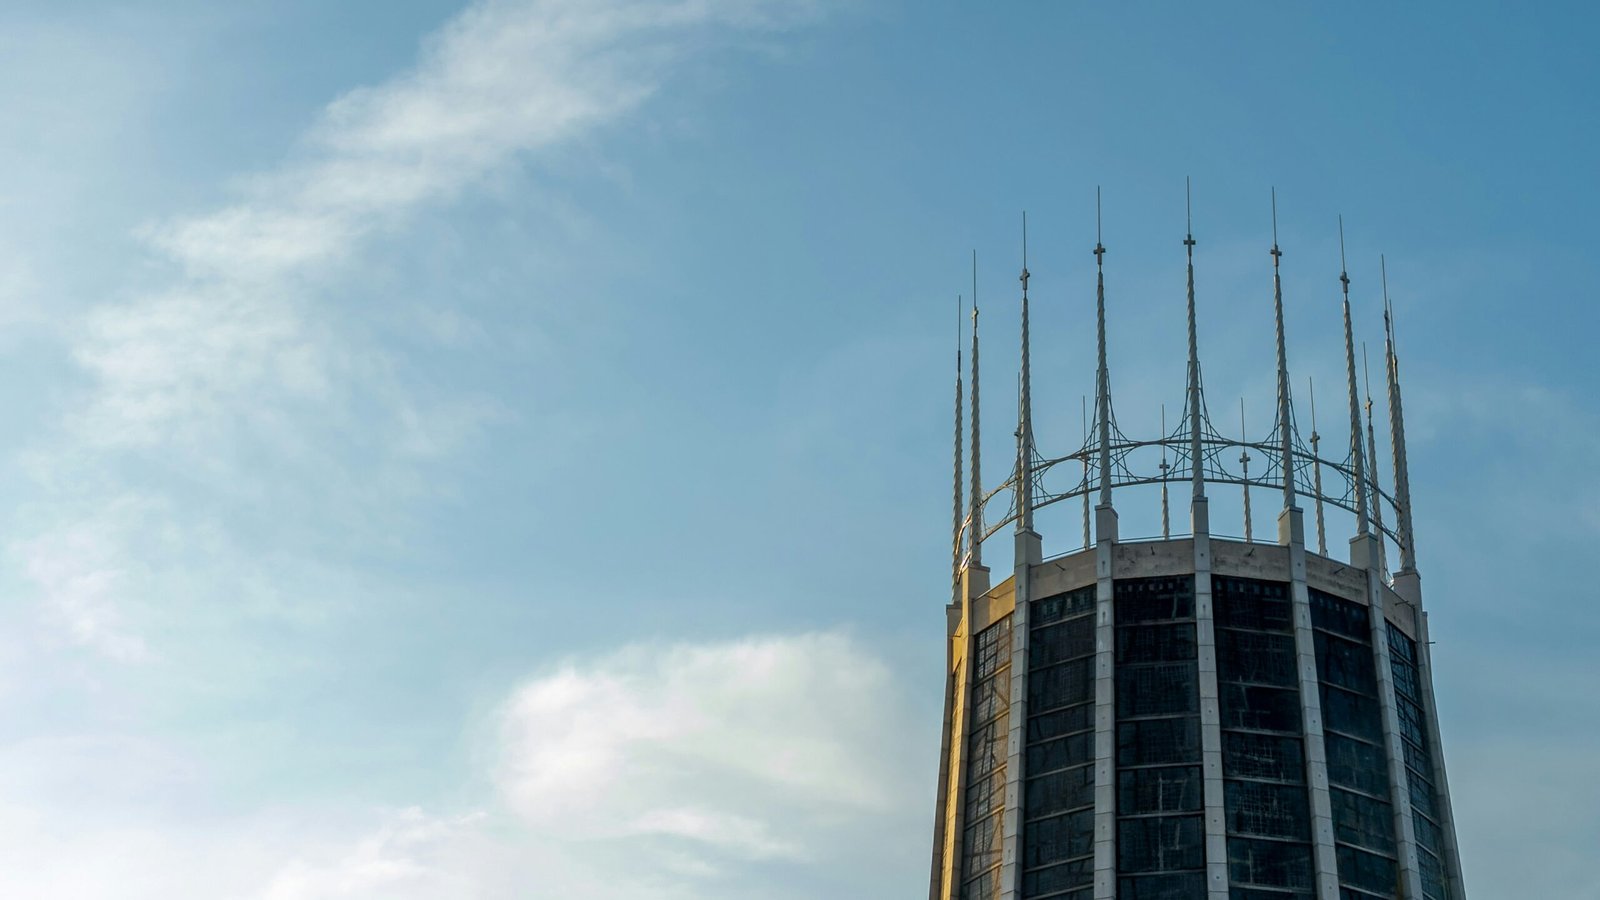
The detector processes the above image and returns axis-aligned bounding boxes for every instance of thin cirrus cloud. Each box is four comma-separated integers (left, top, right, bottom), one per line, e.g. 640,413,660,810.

19,0,840,659
81,0,835,451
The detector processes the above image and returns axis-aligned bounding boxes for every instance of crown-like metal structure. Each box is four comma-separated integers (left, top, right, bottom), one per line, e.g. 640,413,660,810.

952,193,1417,581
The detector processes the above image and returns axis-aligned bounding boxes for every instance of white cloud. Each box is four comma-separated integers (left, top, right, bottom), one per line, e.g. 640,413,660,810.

0,631,924,899
496,632,915,863
30,0,837,660
88,0,834,448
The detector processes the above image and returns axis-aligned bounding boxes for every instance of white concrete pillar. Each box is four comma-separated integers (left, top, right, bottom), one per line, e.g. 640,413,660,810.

1091,506,1118,900
1192,499,1230,899
1353,534,1424,898
939,564,990,900
1399,569,1467,899
1000,533,1041,900
1281,508,1341,899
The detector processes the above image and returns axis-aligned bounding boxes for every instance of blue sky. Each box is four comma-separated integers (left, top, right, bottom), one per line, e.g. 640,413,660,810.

0,1,1594,896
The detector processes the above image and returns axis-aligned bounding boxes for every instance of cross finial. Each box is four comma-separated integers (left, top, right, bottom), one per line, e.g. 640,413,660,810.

1020,211,1030,295
1338,215,1351,291
1184,176,1197,249
1094,187,1106,262
1270,187,1283,262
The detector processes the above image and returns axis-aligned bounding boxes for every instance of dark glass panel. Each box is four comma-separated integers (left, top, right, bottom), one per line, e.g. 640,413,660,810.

1323,733,1390,797
1402,740,1435,784
1213,576,1294,632
1118,717,1201,767
1027,702,1093,744
1117,815,1204,872
1329,788,1397,854
1223,731,1306,783
1027,733,1093,776
1413,810,1443,855
1118,872,1208,899
1320,686,1384,743
1031,615,1097,669
1232,889,1315,900
1396,696,1427,747
1115,576,1196,623
965,768,1006,822
1408,773,1438,819
1419,846,1449,900
1385,623,1417,665
973,616,1012,680
1315,631,1380,695
1309,589,1371,640
966,717,1008,779
1117,663,1200,718
1118,622,1198,664
1227,836,1315,889
1217,629,1299,686
1221,684,1303,733
1335,845,1399,897
970,673,1009,726
1118,765,1203,815
962,808,1004,884
961,864,1000,900
1030,658,1094,713
1022,808,1095,868
1032,586,1096,627
1224,780,1312,840
1021,857,1093,896
1026,764,1095,818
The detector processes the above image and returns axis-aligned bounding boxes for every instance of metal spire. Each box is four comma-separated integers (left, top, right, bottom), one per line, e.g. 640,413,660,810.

1383,257,1418,572
968,253,984,568
1159,404,1171,538
1339,217,1370,535
1270,189,1296,511
1016,213,1035,534
952,295,964,603
1240,399,1253,541
1094,188,1113,512
1184,177,1206,504
1364,343,1389,575
1309,377,1328,555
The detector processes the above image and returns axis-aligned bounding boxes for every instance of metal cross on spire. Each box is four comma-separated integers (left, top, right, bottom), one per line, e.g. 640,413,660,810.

1270,188,1297,513
1016,212,1036,535
1339,216,1371,535
1093,188,1114,519
968,252,984,568
952,294,964,602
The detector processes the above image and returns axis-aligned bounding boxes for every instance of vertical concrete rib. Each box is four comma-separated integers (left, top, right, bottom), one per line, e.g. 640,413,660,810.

1091,527,1116,900
1090,197,1120,900
1002,535,1039,899
1184,194,1229,898
929,599,960,900
942,565,991,900
1414,607,1467,896
1280,508,1341,898
1193,521,1229,898
1354,535,1424,898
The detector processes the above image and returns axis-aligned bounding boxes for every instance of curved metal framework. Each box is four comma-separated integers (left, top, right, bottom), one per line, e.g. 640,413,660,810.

960,430,1402,552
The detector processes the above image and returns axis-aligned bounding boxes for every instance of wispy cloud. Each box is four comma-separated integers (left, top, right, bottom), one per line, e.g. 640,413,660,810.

25,0,838,659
